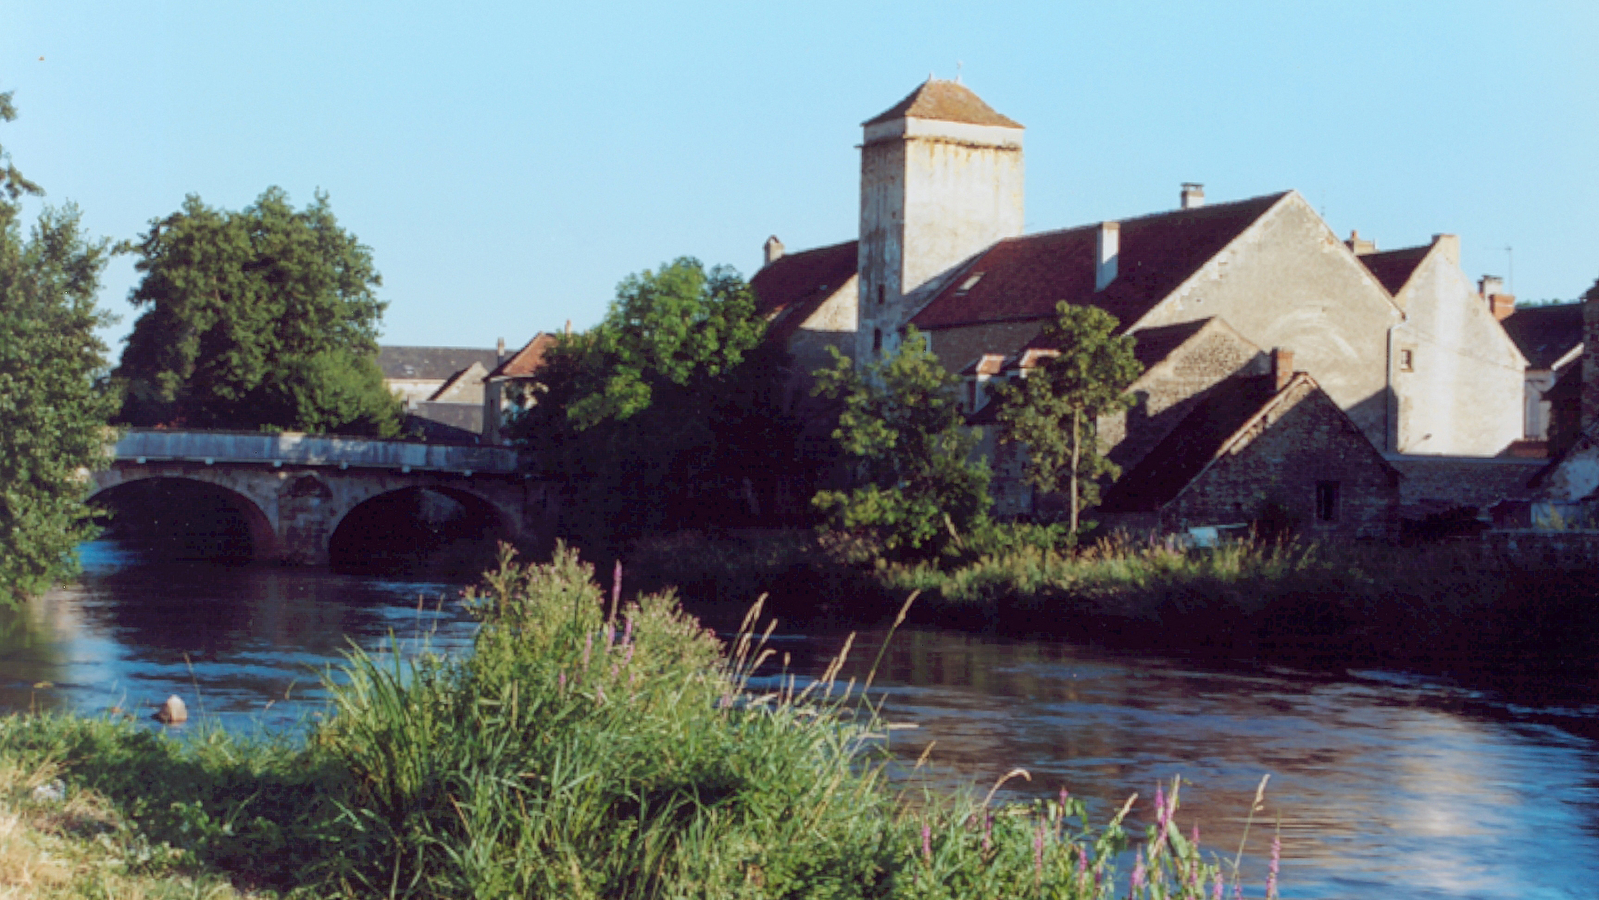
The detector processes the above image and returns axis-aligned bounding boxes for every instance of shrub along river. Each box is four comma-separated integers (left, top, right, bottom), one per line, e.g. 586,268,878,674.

2,540,1596,899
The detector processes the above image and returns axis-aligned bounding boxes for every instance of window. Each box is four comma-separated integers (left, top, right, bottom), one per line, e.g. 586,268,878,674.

877,285,885,306
872,328,882,353
1315,481,1340,522
1399,349,1414,372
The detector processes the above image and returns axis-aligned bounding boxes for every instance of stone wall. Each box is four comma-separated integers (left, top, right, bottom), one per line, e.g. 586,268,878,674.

1102,322,1267,472
1161,381,1399,541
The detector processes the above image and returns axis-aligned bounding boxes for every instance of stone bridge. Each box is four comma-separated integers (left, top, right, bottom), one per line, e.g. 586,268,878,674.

92,430,553,565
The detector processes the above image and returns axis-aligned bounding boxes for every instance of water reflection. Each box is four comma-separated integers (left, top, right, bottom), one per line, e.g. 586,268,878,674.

3,547,1597,898
1,542,477,734
796,627,1599,899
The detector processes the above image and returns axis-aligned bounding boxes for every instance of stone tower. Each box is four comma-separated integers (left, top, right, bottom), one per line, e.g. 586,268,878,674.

856,79,1025,362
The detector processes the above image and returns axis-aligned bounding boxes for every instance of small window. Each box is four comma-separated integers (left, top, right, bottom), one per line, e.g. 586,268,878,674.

1399,349,1414,372
958,272,984,293
877,285,885,306
872,328,883,353
1315,481,1340,522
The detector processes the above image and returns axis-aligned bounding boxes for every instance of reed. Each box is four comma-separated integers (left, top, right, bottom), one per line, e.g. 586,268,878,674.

0,543,1273,898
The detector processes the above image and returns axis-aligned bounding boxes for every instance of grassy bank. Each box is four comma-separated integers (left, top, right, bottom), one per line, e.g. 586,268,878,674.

627,528,1599,679
0,545,1263,898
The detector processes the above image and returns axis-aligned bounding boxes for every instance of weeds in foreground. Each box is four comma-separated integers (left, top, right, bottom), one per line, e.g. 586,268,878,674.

0,543,1276,897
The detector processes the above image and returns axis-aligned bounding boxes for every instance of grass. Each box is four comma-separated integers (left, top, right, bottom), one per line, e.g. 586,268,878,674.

0,543,1271,898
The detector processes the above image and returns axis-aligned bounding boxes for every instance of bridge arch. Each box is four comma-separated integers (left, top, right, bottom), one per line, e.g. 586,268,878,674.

327,484,518,573
89,471,280,562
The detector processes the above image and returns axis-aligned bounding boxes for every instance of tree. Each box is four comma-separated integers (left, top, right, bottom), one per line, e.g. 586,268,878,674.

0,90,119,604
987,303,1142,533
508,257,788,551
812,327,990,557
114,187,402,437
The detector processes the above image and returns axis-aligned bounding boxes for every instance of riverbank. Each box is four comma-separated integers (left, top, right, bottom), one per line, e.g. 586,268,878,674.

0,545,1256,898
625,528,1599,683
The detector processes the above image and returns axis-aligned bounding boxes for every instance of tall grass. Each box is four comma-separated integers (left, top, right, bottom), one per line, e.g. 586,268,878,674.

0,543,1268,898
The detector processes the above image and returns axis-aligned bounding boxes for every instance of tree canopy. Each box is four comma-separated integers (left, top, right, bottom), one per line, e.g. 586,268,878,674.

812,328,990,557
0,90,118,604
114,188,402,436
508,257,798,552
987,303,1141,533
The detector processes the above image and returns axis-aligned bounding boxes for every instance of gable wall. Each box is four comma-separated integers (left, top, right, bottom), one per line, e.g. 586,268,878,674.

1161,382,1398,540
1390,251,1525,455
1134,196,1402,449
785,277,859,410
1100,325,1268,473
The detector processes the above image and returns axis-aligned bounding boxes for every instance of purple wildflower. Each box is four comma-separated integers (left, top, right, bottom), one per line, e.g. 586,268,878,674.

623,615,634,645
1078,845,1088,874
1213,872,1224,900
596,685,606,705
1131,856,1145,891
1033,819,1044,876
982,812,992,854
921,823,932,863
611,663,618,679
1192,823,1200,846
624,643,635,666
1267,835,1281,899
558,671,566,691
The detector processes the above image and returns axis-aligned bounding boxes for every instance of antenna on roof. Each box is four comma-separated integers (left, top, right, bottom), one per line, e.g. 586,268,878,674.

1506,246,1514,294
956,60,963,83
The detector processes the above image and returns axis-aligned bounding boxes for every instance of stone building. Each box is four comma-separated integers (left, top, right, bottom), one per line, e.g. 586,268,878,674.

754,77,1529,536
1096,363,1401,542
1499,299,1583,445
378,345,502,442
1529,280,1599,523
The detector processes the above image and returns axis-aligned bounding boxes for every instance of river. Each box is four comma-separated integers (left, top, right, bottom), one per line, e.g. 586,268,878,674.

2,540,1596,899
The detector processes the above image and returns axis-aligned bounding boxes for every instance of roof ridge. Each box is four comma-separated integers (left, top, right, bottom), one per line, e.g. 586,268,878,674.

994,191,1293,246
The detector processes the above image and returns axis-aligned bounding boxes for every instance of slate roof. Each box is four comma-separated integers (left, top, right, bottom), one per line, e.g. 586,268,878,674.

485,333,560,381
749,240,859,343
1500,303,1583,370
379,346,500,381
1357,246,1431,296
1098,375,1284,513
864,79,1022,129
909,192,1289,332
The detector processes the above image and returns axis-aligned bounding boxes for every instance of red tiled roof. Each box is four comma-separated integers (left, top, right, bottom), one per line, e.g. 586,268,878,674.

1501,302,1583,370
910,192,1289,332
749,240,858,343
1357,246,1430,296
485,333,559,381
864,79,1022,129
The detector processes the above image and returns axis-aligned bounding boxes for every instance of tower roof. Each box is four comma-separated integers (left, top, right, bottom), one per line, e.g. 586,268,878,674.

864,79,1022,128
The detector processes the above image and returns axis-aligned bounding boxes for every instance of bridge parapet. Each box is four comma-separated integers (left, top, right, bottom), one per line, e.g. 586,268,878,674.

113,429,520,474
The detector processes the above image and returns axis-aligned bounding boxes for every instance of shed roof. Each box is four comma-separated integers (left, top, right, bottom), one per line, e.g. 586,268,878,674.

864,79,1021,129
1500,303,1583,370
485,333,560,381
1357,245,1431,296
909,192,1288,332
749,240,859,343
379,346,500,381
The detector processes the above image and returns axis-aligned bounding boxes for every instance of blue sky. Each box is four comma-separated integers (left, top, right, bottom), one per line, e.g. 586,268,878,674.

5,1,1596,354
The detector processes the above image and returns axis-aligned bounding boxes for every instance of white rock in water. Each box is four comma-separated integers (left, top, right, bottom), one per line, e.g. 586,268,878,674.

156,695,188,724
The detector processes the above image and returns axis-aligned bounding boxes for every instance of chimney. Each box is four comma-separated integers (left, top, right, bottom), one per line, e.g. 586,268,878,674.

1345,230,1377,255
1271,347,1295,392
763,235,785,267
564,319,572,336
1479,275,1504,297
1431,233,1460,265
1477,275,1517,320
1095,222,1120,292
1584,280,1599,435
1180,183,1205,209
496,337,506,362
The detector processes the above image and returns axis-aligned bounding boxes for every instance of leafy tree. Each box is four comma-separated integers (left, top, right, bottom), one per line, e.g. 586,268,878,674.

509,257,792,552
987,303,1142,533
114,187,402,436
812,327,990,558
0,91,119,604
